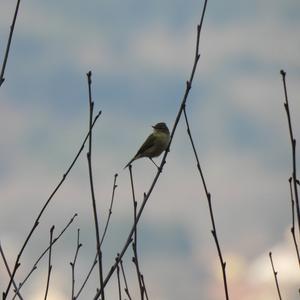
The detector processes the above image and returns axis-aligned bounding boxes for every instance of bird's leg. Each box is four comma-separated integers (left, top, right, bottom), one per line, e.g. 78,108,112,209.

149,158,160,170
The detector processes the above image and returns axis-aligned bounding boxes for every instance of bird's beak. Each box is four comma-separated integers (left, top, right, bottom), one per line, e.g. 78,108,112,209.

152,125,155,129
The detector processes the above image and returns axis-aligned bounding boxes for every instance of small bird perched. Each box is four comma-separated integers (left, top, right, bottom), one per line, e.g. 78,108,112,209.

124,122,170,169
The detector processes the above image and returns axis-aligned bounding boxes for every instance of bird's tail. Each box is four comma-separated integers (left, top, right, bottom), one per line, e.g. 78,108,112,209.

124,157,135,169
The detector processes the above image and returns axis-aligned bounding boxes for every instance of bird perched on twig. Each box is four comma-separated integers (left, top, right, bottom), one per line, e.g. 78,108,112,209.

124,122,170,169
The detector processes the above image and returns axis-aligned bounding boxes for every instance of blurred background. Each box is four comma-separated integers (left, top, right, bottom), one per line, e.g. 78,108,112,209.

0,0,299,299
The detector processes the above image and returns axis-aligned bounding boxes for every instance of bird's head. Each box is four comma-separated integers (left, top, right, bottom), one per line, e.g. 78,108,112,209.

152,122,169,134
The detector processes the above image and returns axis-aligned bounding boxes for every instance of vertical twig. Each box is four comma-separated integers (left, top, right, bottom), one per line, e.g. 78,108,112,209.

0,0,21,87
269,252,283,300
120,257,132,300
86,71,105,300
183,107,229,300
116,262,122,300
93,2,208,298
44,226,54,300
74,256,97,299
0,243,23,300
140,274,149,300
12,214,77,299
70,229,82,300
3,112,101,299
281,70,300,240
128,166,145,300
288,177,300,267
100,173,119,246
75,173,118,298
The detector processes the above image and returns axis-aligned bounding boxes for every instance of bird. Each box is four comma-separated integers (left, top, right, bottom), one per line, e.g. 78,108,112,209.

124,122,170,169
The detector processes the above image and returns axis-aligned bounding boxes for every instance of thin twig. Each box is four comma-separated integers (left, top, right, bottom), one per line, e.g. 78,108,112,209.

74,255,98,299
0,0,21,87
0,243,23,300
3,111,101,299
44,226,54,300
86,71,105,300
288,177,300,267
281,70,300,241
269,252,283,300
93,1,208,298
120,257,132,300
140,274,149,300
12,213,77,299
70,229,82,300
116,261,122,300
129,165,144,300
74,173,118,298
100,173,119,246
183,107,229,299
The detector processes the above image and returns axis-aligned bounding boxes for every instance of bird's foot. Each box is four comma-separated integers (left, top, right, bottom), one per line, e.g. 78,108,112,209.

149,158,161,172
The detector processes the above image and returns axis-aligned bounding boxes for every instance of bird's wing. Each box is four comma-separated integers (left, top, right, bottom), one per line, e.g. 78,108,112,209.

135,133,156,157
124,134,156,169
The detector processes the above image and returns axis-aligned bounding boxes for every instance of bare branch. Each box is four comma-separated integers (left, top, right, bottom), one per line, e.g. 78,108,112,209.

100,173,119,246
183,107,229,299
269,252,283,300
116,262,122,300
0,0,21,87
74,173,118,298
288,177,300,267
129,166,144,299
140,274,149,300
281,70,300,241
70,229,82,300
74,255,97,299
12,213,77,299
0,243,23,300
3,110,101,299
44,226,55,300
86,71,105,300
120,257,132,300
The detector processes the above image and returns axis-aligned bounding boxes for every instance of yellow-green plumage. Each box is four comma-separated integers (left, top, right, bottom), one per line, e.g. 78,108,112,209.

124,122,170,168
